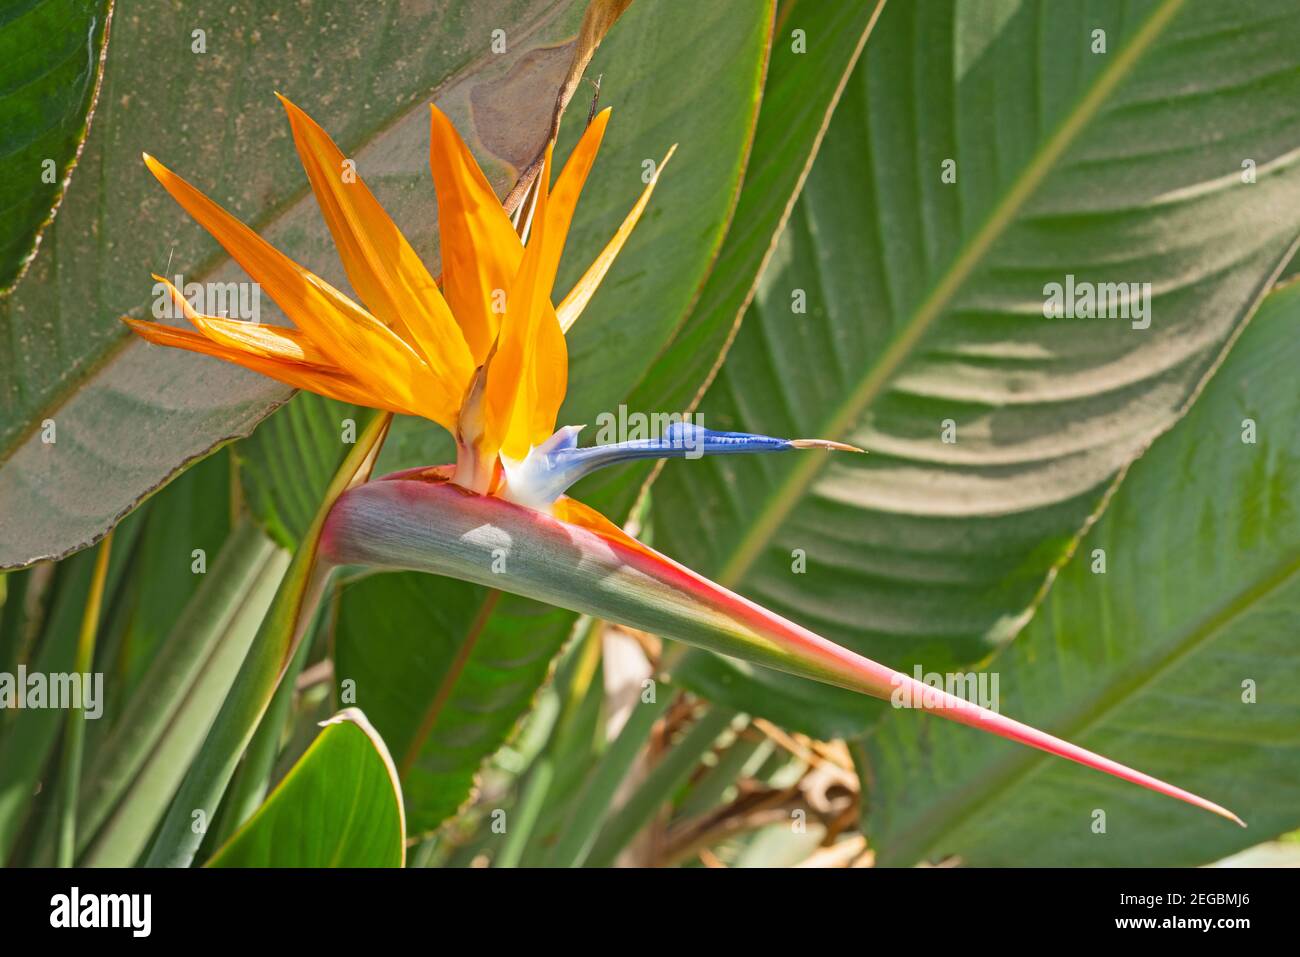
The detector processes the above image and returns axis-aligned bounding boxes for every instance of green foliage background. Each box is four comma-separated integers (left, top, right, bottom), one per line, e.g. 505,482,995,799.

1,0,1298,868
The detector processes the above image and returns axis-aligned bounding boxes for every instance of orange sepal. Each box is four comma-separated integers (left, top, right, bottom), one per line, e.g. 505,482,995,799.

277,94,474,392
142,153,457,428
557,142,676,332
123,319,416,415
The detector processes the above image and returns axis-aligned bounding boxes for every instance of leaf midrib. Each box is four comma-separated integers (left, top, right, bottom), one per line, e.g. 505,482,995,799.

718,0,1188,589
398,589,503,779
881,548,1300,866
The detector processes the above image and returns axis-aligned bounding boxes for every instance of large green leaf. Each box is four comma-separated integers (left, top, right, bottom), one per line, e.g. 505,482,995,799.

0,0,608,569
207,708,405,867
550,0,770,432
858,282,1300,867
0,0,112,293
654,0,1300,736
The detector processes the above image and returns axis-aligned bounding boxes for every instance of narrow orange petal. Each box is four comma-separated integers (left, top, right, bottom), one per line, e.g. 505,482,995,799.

477,112,617,461
190,316,327,365
123,319,416,415
428,104,524,361
481,146,564,462
152,274,334,366
551,495,659,562
523,317,569,454
277,94,474,391
547,108,609,259
142,153,459,429
556,142,676,332
513,110,610,452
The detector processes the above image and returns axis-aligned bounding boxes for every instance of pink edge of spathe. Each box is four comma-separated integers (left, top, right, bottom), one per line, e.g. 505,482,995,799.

319,474,1245,828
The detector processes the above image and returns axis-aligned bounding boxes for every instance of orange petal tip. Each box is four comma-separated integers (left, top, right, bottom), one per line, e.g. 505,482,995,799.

274,91,302,114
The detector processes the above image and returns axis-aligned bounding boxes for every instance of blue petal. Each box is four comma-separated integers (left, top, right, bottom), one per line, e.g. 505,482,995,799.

502,422,861,507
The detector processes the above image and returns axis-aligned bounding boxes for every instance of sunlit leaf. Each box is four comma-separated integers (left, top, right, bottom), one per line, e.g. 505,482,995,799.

207,708,404,867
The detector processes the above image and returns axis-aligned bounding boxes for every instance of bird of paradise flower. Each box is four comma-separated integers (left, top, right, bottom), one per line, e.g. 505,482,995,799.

125,95,1243,829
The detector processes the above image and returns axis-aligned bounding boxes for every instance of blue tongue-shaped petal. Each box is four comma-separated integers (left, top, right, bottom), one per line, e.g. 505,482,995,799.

502,421,863,508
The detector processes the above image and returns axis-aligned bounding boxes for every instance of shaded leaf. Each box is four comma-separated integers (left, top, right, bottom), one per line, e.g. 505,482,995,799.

77,522,286,866
332,572,575,835
97,446,232,693
0,505,145,863
574,0,886,517
237,394,362,548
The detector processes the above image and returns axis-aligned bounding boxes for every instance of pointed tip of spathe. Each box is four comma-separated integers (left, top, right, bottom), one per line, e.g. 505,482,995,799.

1174,786,1244,827
790,439,866,453
1200,801,1246,828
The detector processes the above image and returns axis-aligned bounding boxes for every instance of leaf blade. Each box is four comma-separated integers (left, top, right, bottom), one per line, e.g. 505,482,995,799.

207,708,405,867
859,282,1300,866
